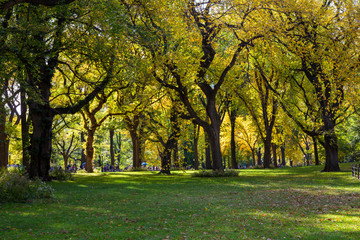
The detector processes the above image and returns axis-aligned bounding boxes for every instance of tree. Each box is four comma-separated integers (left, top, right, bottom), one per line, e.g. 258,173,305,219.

236,55,280,168
2,2,118,180
120,0,265,171
54,132,79,169
269,0,360,171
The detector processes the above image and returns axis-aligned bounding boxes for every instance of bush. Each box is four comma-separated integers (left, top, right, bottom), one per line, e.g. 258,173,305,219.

0,169,54,203
30,178,55,199
192,169,239,177
49,168,73,181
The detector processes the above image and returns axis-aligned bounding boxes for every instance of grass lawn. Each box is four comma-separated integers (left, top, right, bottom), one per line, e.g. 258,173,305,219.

1,163,359,240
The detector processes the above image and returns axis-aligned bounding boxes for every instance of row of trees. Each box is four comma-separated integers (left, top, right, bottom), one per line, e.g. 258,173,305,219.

1,0,360,179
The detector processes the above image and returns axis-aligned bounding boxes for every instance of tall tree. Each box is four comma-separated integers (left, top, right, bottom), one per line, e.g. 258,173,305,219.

120,0,265,171
269,0,360,171
3,2,118,179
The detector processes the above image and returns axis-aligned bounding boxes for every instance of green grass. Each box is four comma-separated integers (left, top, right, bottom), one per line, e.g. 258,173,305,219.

1,163,359,239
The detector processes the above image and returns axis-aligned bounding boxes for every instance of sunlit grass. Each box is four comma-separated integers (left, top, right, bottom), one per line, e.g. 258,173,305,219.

0,163,359,239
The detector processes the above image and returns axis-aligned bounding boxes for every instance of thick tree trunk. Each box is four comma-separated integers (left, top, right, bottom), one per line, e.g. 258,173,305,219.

0,101,7,169
28,102,54,180
313,136,320,165
206,98,223,171
160,147,171,174
85,130,95,172
110,129,115,167
129,131,141,169
208,127,223,171
263,137,272,168
230,110,237,169
322,133,340,172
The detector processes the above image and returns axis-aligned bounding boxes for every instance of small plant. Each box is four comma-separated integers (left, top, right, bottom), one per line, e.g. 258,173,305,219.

49,168,73,181
192,169,239,177
0,168,31,202
30,178,54,199
0,169,54,203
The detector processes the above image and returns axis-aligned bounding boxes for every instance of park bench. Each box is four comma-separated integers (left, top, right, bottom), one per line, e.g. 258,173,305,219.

352,164,360,179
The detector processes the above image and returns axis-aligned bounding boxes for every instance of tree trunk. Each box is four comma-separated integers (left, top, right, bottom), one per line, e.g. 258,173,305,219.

0,100,7,169
193,124,199,170
281,142,286,166
205,132,212,169
322,133,340,172
263,137,272,168
305,141,311,166
257,147,262,166
129,130,141,169
159,147,171,174
110,129,115,167
272,143,277,168
312,136,320,165
251,149,256,167
173,139,179,168
80,132,86,165
21,88,30,170
63,156,69,170
208,127,223,171
85,130,95,172
230,109,237,169
206,98,223,171
28,102,54,180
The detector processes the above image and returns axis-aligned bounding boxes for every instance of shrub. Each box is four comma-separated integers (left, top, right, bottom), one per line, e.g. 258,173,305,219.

0,169,54,203
192,169,239,178
49,168,73,181
0,169,31,202
30,178,54,199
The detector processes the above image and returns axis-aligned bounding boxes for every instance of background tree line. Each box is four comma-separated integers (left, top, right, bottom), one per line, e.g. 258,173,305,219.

1,0,360,179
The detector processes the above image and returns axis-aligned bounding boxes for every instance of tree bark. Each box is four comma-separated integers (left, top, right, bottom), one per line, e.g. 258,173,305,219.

193,124,200,170
110,129,115,167
272,143,277,168
322,133,340,172
20,87,30,170
312,136,320,165
257,147,262,166
230,109,237,169
205,132,212,169
281,142,286,166
0,100,7,169
85,130,95,172
80,132,86,165
263,137,272,168
28,102,54,180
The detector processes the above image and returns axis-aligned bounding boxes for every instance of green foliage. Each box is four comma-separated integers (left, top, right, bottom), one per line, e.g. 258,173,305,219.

49,169,73,181
0,169,54,203
192,169,239,177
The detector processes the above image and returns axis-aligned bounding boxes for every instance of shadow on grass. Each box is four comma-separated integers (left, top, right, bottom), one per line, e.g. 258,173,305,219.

0,164,359,239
